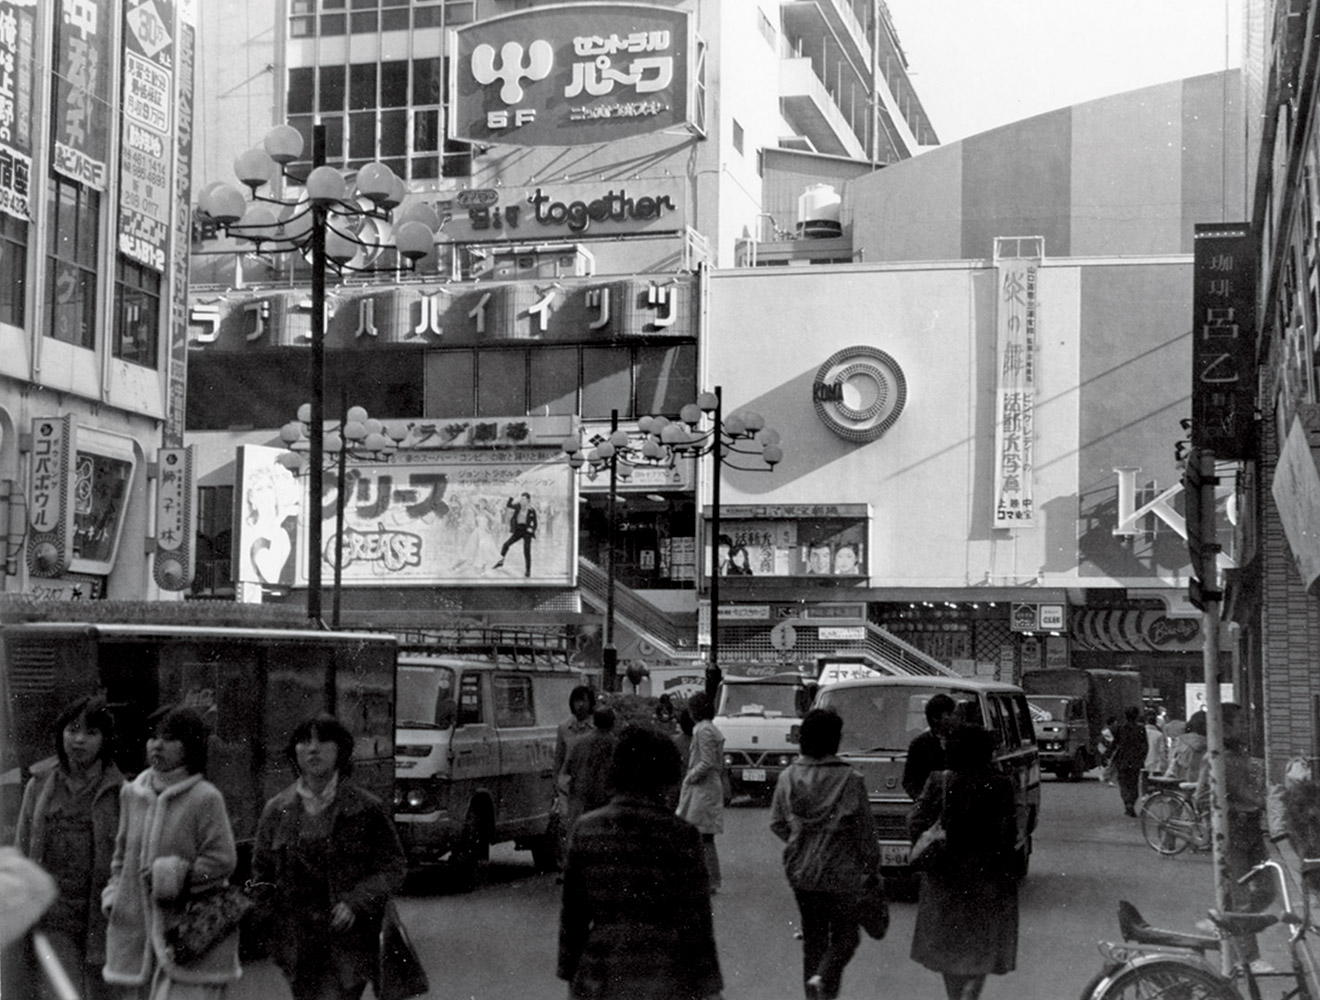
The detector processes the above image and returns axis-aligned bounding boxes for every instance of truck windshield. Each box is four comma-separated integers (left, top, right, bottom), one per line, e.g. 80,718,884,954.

719,684,801,718
1028,697,1072,723
397,666,457,729
820,686,984,753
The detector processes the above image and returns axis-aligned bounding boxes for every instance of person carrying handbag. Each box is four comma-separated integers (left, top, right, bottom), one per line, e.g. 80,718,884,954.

770,708,882,1000
908,725,1019,1000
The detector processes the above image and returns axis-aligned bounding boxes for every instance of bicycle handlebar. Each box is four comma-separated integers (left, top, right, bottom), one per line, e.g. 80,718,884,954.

1238,859,1303,942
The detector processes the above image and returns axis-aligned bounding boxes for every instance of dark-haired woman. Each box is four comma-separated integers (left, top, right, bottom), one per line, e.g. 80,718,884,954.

102,705,241,998
253,713,406,1000
14,696,123,1000
909,725,1019,1000
559,726,724,1000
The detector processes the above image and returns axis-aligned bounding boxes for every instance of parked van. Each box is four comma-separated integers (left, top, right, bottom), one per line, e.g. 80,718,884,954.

715,668,813,802
392,651,586,887
813,676,1040,879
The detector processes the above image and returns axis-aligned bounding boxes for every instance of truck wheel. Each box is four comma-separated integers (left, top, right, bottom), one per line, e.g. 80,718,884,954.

449,808,487,893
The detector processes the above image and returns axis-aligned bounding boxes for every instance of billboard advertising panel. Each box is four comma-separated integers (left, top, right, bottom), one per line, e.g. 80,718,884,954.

449,3,694,147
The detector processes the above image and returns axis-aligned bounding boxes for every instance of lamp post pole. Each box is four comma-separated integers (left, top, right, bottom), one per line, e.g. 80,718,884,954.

604,409,620,692
707,387,723,700
331,389,349,630
307,122,327,625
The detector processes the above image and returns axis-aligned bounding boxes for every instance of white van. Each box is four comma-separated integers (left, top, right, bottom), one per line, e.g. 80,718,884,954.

392,652,585,888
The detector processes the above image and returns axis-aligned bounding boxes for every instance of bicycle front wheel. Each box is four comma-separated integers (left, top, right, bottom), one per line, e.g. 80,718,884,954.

1140,792,1195,856
1087,958,1239,1000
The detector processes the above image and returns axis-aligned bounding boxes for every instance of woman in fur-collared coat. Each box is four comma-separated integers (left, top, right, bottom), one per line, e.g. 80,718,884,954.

102,705,240,999
253,714,407,1000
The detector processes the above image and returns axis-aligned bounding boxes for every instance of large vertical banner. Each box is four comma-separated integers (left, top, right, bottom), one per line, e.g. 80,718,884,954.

118,0,174,272
234,445,302,590
163,1,193,447
27,416,76,577
53,0,112,190
0,0,36,219
1192,224,1256,459
992,255,1040,527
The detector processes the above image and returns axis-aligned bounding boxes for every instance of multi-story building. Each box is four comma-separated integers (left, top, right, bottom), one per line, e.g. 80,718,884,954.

0,0,200,605
185,1,938,663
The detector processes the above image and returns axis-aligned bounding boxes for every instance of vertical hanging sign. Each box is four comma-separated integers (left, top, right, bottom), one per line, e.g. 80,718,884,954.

118,0,174,272
0,0,36,219
992,254,1040,527
163,1,193,447
1192,223,1256,459
53,0,112,190
153,446,195,590
27,415,76,577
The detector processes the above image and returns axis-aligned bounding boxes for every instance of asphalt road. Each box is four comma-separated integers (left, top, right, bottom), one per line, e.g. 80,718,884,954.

231,773,1286,1000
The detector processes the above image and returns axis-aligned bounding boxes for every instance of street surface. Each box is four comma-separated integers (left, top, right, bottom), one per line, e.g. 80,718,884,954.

232,773,1288,1000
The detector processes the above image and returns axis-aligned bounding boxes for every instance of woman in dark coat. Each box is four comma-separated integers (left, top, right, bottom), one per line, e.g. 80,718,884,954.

909,725,1018,1000
14,696,122,1000
1111,705,1150,816
558,726,724,1000
253,714,407,1000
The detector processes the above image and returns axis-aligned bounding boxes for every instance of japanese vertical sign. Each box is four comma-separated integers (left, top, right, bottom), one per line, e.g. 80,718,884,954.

53,0,112,190
164,4,193,446
27,415,76,577
118,0,174,271
1192,224,1256,459
153,446,195,590
0,0,35,219
993,254,1039,527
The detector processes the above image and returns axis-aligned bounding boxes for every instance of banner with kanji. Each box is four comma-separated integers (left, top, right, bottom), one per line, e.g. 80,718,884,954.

992,255,1039,527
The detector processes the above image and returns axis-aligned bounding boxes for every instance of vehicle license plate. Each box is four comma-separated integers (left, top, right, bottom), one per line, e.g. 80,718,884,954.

741,768,766,782
880,843,910,866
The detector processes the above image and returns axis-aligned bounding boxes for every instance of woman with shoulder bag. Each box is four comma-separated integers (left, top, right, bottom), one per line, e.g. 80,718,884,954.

252,714,408,1000
770,708,882,1000
909,725,1019,1000
102,705,241,999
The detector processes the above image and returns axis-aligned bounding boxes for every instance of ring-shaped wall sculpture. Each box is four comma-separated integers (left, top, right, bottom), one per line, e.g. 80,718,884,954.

812,346,907,443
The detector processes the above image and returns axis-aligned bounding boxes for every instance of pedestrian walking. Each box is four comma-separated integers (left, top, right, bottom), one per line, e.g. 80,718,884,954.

1099,717,1117,785
252,713,408,1000
554,686,597,868
1143,709,1168,788
13,696,122,1000
676,691,725,893
101,705,242,998
909,724,1019,1000
903,693,958,800
1164,710,1208,781
563,707,618,833
1111,706,1148,816
558,726,724,1000
770,708,881,1000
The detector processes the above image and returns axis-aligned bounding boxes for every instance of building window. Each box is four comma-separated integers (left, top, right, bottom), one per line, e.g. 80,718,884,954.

45,173,99,348
0,212,27,327
192,485,234,596
113,255,161,366
732,119,744,155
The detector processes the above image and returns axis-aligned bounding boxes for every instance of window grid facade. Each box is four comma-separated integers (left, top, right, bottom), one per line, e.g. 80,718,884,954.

45,173,100,348
0,212,27,328
113,255,162,367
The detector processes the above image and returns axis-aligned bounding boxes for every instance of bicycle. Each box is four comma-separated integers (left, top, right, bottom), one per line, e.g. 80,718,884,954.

1140,777,1210,856
1080,859,1315,1000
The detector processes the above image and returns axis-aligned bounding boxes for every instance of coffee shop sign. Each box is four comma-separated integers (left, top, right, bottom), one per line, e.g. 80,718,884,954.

443,181,680,242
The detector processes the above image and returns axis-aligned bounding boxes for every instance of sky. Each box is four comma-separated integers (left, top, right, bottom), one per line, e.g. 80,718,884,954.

883,0,1244,144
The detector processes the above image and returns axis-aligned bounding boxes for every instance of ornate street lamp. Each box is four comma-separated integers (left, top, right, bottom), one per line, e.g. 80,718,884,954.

563,389,783,698
277,400,405,628
196,122,441,624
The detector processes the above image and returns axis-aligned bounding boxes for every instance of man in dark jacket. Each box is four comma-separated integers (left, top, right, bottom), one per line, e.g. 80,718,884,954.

1111,706,1150,816
903,694,958,800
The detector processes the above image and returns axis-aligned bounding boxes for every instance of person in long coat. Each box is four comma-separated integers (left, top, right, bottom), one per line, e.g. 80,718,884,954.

676,691,725,892
14,696,123,1000
558,726,724,1000
252,713,407,1000
1111,706,1150,816
909,725,1019,1000
771,707,881,1000
102,705,241,998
